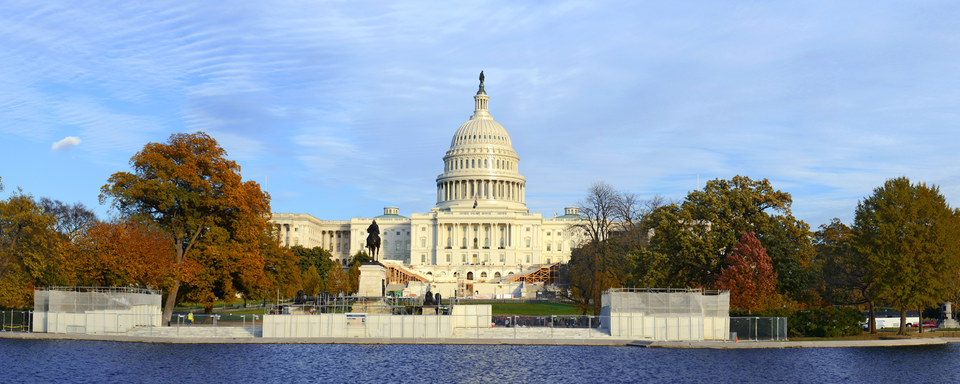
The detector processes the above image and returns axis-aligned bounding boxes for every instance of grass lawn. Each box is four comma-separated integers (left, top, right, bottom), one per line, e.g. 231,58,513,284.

489,302,581,316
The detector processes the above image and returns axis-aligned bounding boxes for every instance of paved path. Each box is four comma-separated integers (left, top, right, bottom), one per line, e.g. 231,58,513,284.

630,338,952,349
2,328,955,348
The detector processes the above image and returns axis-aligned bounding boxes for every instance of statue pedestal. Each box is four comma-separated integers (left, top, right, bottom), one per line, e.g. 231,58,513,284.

941,302,960,329
358,263,386,298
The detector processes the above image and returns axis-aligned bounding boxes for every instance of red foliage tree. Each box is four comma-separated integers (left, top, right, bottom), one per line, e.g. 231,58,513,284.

715,231,779,312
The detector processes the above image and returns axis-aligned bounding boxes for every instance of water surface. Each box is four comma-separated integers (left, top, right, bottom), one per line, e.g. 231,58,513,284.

1,339,957,383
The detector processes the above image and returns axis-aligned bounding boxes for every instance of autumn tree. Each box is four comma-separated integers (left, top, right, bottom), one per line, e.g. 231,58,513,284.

346,250,371,294
639,176,816,303
100,132,272,317
853,177,960,335
67,217,175,289
715,232,779,312
0,189,61,308
325,263,350,296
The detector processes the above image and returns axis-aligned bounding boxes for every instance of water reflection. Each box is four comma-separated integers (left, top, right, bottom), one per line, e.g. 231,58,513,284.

0,339,956,383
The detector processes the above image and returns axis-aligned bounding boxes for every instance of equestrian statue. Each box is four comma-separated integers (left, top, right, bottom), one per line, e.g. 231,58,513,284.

366,219,381,262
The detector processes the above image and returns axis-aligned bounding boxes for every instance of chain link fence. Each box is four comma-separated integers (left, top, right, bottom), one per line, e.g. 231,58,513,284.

729,317,788,341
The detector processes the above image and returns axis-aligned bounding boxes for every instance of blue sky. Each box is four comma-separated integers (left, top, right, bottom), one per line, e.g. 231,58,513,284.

2,1,959,229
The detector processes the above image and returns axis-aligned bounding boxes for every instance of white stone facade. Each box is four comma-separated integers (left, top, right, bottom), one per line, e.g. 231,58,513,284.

272,78,585,282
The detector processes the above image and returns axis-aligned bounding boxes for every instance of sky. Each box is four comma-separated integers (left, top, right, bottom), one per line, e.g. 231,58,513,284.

2,1,959,229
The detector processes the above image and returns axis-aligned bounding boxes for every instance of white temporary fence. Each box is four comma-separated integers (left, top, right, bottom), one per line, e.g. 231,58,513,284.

606,313,730,341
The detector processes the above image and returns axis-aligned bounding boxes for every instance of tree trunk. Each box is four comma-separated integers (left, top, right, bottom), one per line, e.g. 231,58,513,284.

918,306,923,334
868,300,877,334
163,280,181,324
898,307,907,335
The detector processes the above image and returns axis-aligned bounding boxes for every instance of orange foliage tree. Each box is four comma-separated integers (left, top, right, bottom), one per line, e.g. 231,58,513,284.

99,132,276,316
715,231,779,312
68,218,175,289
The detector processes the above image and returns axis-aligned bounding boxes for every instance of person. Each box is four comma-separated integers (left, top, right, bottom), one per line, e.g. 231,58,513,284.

187,311,194,325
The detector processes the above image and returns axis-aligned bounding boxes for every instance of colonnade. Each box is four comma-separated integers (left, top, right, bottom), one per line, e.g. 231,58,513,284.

319,230,349,255
435,222,513,252
437,179,524,204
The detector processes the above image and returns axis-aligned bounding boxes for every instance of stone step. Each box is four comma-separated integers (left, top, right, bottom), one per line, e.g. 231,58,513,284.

451,327,611,339
125,326,261,338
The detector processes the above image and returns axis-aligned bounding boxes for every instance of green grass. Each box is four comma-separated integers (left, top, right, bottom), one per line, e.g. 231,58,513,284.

489,302,580,316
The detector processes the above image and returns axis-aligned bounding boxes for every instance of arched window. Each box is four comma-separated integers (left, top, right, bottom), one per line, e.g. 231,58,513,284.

481,272,487,278
494,272,501,279
427,272,433,276
467,272,474,280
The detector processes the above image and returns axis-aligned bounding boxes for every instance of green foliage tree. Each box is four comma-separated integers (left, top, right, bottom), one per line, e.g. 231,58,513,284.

853,177,960,335
814,218,880,333
99,132,273,316
638,176,816,303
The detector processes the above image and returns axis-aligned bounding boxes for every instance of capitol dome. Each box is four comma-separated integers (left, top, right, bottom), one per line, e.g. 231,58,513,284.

434,74,527,213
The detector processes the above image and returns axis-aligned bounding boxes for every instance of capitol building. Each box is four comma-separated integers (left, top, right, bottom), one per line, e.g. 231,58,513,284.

271,76,584,289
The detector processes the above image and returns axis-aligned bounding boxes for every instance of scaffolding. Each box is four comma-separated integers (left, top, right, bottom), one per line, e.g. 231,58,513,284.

602,288,729,317
34,286,161,313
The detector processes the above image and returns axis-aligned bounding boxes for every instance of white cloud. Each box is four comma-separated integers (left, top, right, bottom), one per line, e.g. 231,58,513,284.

51,136,81,153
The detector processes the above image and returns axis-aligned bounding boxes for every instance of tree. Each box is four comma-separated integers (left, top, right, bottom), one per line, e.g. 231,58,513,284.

346,250,371,294
325,263,349,296
639,176,816,303
853,177,960,335
99,132,272,317
67,217,175,289
715,232,779,312
38,198,98,241
564,182,665,314
815,218,879,333
0,189,61,308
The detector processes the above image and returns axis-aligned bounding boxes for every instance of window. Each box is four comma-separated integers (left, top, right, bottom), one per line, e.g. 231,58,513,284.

526,239,531,247
421,238,426,247
481,272,487,278
558,242,562,252
446,254,451,262
396,243,401,251
426,272,432,276
462,254,466,262
526,227,530,231
421,254,426,263
484,159,488,168
396,231,400,236
467,272,474,280
406,241,410,251
547,231,551,236
499,254,505,262
546,243,551,251
336,243,340,252
484,254,489,262
494,272,501,279
547,258,552,264
525,254,530,263
570,240,575,250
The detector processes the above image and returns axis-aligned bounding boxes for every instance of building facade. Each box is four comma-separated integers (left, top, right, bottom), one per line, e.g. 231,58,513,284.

271,77,584,284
